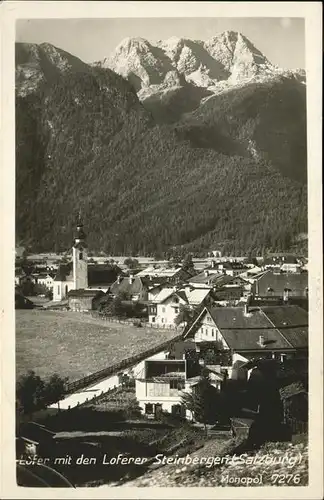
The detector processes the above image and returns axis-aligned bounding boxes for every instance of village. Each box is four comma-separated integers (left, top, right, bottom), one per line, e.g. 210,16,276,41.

15,218,309,487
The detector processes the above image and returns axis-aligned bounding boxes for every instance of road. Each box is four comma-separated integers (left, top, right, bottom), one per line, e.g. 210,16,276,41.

49,374,120,410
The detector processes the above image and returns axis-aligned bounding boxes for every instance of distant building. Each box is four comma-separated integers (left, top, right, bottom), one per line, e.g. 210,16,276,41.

53,218,120,302
109,275,149,302
36,273,55,290
253,270,308,300
262,254,301,273
136,265,195,284
67,289,105,312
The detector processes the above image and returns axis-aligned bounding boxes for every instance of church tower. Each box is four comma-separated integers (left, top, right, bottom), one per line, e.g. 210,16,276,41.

72,214,88,290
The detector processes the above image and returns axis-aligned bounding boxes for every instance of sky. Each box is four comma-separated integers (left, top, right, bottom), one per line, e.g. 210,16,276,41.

16,17,305,69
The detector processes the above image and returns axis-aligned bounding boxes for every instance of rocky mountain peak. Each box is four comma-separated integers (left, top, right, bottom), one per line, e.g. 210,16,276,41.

104,31,277,94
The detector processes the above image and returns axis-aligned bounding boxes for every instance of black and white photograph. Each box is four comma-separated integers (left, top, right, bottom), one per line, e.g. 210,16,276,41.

0,1,323,498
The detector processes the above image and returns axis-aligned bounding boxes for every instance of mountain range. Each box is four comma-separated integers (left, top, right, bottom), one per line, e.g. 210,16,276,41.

15,32,307,256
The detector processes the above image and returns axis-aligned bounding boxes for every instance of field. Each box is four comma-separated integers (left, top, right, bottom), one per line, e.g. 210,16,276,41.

16,310,179,382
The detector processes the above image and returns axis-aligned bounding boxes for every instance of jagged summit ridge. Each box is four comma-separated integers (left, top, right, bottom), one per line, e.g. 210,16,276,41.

103,31,279,93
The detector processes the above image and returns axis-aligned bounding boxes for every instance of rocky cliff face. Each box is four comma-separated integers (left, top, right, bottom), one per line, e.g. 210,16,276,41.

100,31,305,95
16,42,89,97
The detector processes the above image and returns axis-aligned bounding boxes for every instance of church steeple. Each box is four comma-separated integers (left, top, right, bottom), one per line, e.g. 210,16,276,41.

73,211,87,249
72,211,88,290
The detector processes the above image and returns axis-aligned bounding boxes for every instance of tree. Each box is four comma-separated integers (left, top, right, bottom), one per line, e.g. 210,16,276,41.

16,371,45,417
124,258,139,269
103,296,124,317
182,253,194,272
174,304,196,326
43,373,69,411
181,368,220,434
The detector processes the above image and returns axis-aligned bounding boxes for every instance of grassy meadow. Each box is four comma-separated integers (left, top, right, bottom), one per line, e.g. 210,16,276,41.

16,310,179,382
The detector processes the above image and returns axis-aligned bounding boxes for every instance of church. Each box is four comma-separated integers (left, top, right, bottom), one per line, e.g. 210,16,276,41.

53,217,119,304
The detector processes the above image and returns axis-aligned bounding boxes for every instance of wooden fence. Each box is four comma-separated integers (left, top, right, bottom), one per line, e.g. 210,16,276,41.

66,331,184,394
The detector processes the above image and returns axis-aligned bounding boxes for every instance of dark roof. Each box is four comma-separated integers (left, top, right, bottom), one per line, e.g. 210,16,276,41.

207,307,291,350
256,271,308,295
110,276,146,296
261,305,308,348
264,254,298,265
140,277,168,288
54,263,73,282
185,305,308,351
88,265,121,286
67,289,104,298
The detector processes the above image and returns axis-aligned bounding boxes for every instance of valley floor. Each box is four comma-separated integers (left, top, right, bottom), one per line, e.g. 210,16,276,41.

16,310,179,381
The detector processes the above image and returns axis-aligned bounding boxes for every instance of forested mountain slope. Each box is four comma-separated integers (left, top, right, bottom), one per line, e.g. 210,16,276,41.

16,42,307,256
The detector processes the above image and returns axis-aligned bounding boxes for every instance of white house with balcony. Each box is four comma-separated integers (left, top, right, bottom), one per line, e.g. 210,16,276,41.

148,286,212,327
135,355,223,419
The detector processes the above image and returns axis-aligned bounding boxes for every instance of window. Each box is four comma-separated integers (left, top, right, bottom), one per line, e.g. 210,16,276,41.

173,297,179,304
206,329,208,335
151,316,155,323
174,307,179,314
162,307,166,313
145,403,153,415
79,252,83,260
211,329,214,337
170,380,185,390
57,285,60,294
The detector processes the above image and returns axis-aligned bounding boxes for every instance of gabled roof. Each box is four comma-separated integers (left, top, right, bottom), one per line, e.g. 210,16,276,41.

152,288,178,304
184,287,211,305
256,270,308,294
184,305,308,351
110,276,146,296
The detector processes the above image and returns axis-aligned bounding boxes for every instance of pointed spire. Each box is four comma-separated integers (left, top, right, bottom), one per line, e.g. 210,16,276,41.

74,210,87,247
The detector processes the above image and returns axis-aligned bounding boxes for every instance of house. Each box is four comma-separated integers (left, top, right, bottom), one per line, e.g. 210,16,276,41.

188,271,246,289
183,304,308,379
253,270,308,300
212,260,249,277
148,286,212,327
109,275,149,301
67,289,105,312
136,265,195,284
135,355,223,419
36,273,55,290
262,254,300,272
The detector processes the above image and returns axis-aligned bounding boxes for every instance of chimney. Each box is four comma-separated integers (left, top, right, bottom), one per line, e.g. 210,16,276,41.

129,274,134,285
258,335,265,348
204,270,209,277
117,275,122,284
